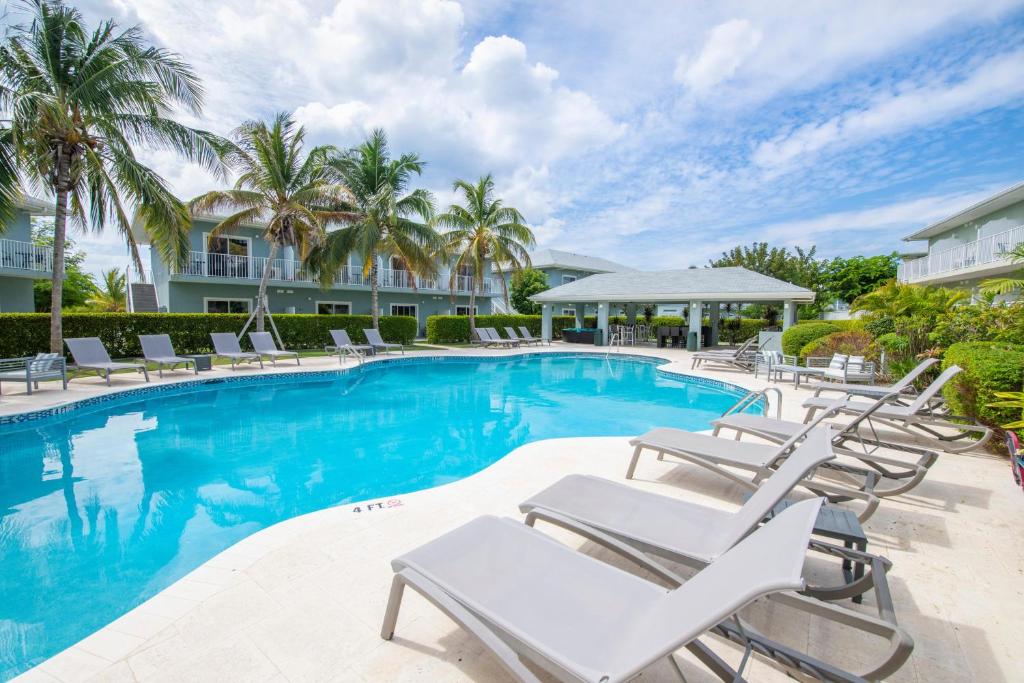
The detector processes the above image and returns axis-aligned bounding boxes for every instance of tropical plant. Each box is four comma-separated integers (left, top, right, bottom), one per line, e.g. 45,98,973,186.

0,0,226,351
310,129,437,329
853,281,967,359
988,392,1024,430
510,268,548,315
980,244,1024,296
821,253,899,304
85,268,126,311
31,221,94,310
190,113,349,332
435,174,535,330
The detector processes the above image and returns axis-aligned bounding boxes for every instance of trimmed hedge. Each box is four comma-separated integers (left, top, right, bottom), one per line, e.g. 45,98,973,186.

781,322,840,356
942,341,1024,430
799,330,877,361
0,313,417,358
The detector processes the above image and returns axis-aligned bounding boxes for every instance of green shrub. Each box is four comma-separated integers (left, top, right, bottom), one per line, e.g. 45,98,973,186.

781,322,840,355
0,313,417,358
426,314,578,343
942,341,1024,430
929,301,1024,349
875,332,909,355
799,330,877,360
864,316,896,338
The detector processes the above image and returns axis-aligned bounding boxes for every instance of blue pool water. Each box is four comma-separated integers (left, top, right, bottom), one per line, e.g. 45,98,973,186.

0,354,749,678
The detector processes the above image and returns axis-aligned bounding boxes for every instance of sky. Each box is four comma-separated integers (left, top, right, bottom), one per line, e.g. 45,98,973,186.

15,0,1024,276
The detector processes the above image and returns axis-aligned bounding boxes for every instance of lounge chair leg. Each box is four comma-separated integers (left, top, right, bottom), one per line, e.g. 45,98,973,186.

105,370,111,386
625,445,644,479
158,366,163,378
142,367,150,382
380,574,406,640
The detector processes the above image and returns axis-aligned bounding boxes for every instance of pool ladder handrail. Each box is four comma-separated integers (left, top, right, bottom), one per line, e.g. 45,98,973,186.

606,332,622,355
722,387,782,420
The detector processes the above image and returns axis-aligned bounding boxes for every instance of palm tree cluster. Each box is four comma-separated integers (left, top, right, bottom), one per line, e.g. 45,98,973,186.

0,0,536,349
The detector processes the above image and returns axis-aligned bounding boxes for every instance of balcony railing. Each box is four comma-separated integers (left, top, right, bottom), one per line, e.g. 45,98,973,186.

898,224,1024,283
175,251,494,294
0,238,52,273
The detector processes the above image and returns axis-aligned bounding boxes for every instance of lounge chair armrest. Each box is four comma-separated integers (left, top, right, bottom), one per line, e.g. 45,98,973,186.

796,478,880,523
522,507,686,587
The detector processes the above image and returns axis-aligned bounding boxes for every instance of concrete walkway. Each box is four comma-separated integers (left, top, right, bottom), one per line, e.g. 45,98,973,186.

6,344,1022,682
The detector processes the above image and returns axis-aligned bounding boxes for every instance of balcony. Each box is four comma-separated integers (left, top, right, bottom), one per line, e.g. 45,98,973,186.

174,251,495,294
0,238,52,275
897,224,1024,284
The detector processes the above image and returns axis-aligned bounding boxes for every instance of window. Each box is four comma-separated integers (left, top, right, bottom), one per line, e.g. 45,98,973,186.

562,308,576,316
204,233,251,278
390,304,418,318
562,275,578,284
317,301,351,315
204,298,251,314
455,305,478,315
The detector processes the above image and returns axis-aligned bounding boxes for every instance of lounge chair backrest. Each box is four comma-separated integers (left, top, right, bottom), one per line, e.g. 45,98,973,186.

735,337,756,354
485,327,503,339
518,326,534,340
891,357,939,390
828,354,848,371
725,428,833,549
211,332,243,354
907,365,961,413
617,498,821,676
504,327,521,340
139,334,175,359
363,328,385,346
65,337,112,365
331,329,354,347
249,332,279,353
29,352,62,372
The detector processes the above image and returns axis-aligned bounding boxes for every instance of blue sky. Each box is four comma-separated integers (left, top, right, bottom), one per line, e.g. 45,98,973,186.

44,1,1024,275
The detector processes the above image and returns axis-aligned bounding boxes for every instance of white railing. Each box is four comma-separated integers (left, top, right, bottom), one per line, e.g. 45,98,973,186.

174,251,493,294
0,238,52,273
898,224,1024,283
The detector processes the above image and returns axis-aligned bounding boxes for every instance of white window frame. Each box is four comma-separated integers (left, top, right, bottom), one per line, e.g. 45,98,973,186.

455,305,478,316
390,303,418,319
561,308,576,316
562,274,578,284
316,300,352,315
202,232,252,257
203,297,253,314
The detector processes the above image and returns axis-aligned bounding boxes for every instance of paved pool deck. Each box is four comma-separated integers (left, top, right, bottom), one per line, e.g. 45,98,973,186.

5,344,1022,682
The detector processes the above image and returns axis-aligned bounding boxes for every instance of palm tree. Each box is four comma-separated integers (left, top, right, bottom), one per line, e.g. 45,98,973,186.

980,244,1024,297
434,174,534,331
190,113,351,332
0,0,225,351
311,129,437,329
86,267,126,311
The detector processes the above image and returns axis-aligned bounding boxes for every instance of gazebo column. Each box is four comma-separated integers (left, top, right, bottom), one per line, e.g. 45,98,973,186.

783,300,798,330
688,300,703,349
596,301,610,346
574,303,586,328
541,303,553,342
625,303,637,325
708,302,720,346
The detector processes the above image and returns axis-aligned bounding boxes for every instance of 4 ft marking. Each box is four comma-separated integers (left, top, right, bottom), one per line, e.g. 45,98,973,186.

352,498,403,513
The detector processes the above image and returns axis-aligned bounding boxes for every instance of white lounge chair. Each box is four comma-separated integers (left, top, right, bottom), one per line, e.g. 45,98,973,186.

809,358,938,400
690,336,760,371
362,328,404,355
210,332,263,370
65,337,149,386
519,430,913,680
326,329,372,363
0,353,67,394
249,332,300,366
139,334,197,377
382,499,825,683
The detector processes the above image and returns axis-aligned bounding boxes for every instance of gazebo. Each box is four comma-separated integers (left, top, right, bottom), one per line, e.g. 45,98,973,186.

530,267,815,346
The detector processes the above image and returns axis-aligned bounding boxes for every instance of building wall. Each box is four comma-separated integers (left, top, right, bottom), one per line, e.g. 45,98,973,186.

928,199,1024,252
4,210,33,242
0,276,35,312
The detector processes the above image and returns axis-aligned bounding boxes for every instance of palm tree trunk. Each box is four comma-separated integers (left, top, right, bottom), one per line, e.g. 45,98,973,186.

370,249,380,329
50,146,71,353
256,242,279,332
468,285,476,333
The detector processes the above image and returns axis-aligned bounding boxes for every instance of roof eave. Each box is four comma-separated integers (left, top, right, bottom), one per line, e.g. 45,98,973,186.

530,291,816,303
904,180,1024,241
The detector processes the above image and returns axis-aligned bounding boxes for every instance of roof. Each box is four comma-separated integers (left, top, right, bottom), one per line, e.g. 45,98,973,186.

521,249,636,274
905,180,1024,241
132,211,267,244
16,195,53,215
530,267,815,303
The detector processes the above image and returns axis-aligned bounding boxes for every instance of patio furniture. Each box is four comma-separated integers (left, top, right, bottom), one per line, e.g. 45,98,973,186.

484,328,518,348
690,336,758,371
327,329,373,363
381,498,828,683
470,327,490,347
562,327,598,344
182,354,213,372
656,325,682,347
363,328,404,355
810,358,938,400
517,326,548,346
0,353,67,395
210,332,263,370
65,337,150,386
504,327,539,346
249,332,300,366
766,353,826,388
139,334,197,377
814,354,877,384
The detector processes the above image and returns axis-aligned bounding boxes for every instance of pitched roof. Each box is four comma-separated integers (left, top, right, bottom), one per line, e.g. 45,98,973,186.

530,267,815,303
904,180,1024,241
527,249,636,273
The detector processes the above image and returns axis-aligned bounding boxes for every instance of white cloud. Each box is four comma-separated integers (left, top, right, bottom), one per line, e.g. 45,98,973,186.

674,19,762,94
753,49,1024,169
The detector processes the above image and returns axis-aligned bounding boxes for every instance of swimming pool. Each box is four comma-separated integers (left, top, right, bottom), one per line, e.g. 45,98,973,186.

0,353,752,677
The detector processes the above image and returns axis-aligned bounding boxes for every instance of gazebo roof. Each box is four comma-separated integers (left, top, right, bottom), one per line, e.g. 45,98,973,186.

530,267,815,303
